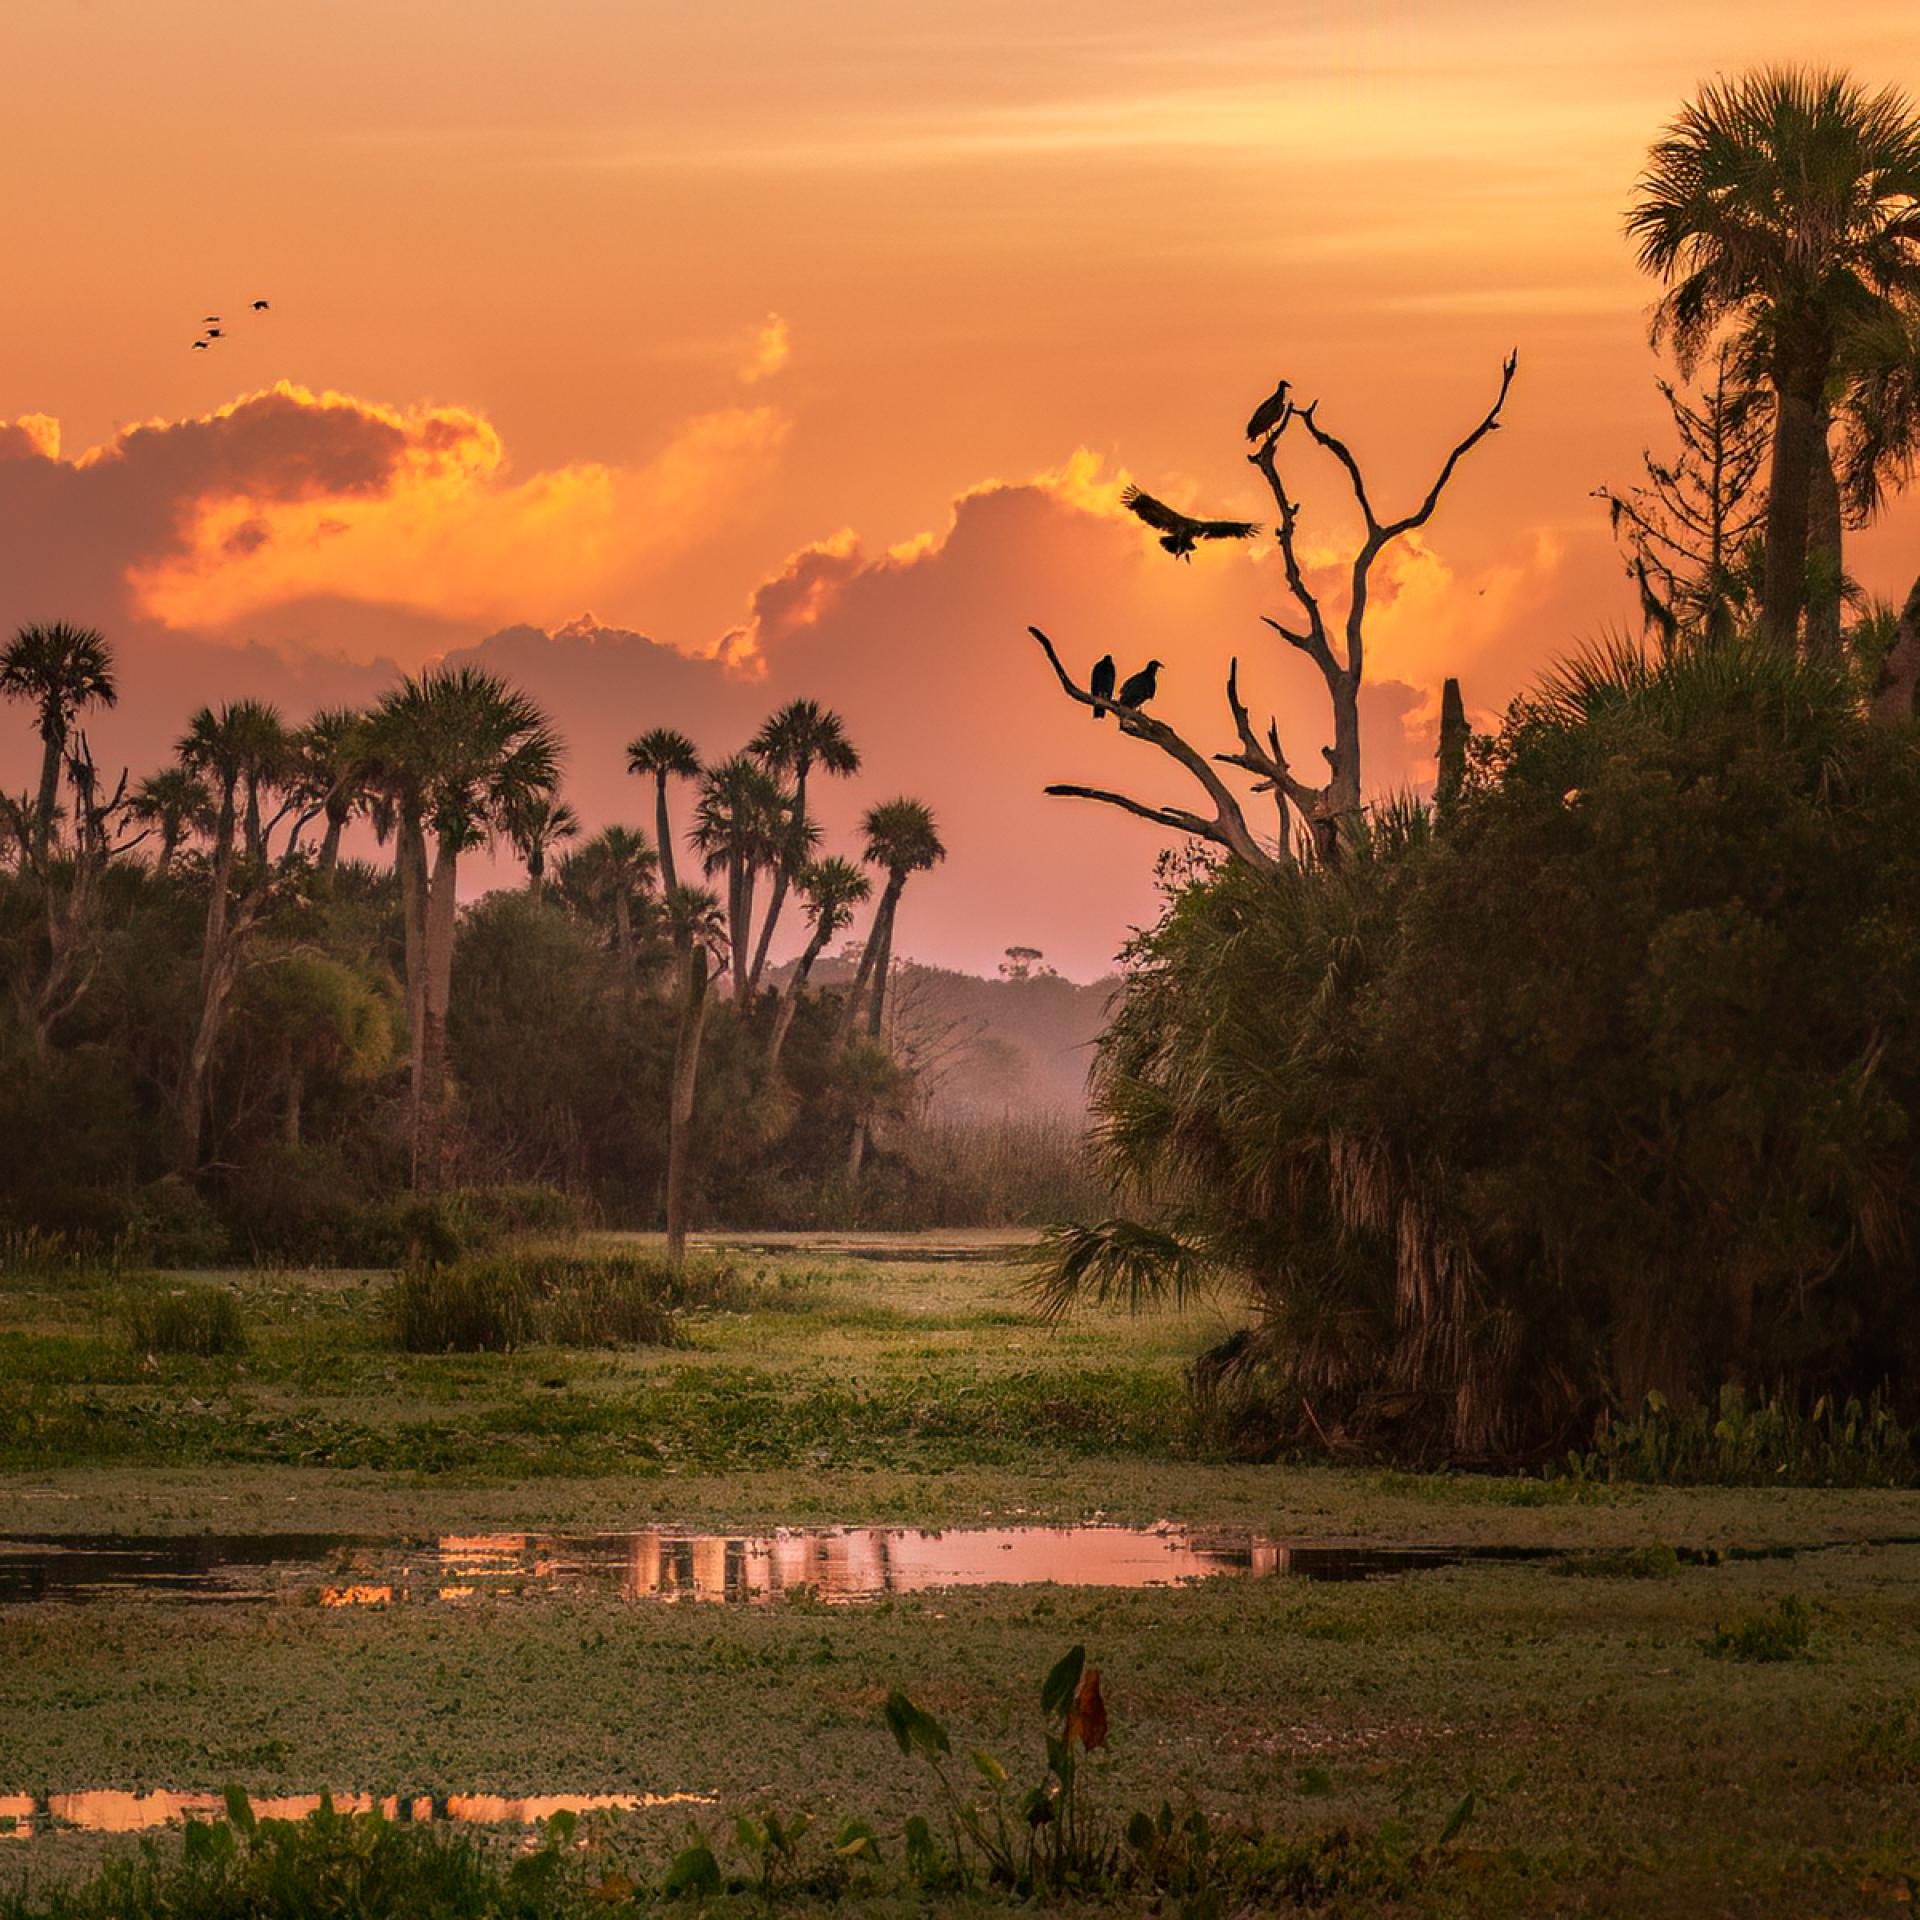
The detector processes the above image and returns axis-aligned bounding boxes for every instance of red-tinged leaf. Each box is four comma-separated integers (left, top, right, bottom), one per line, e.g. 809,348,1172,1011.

1065,1668,1108,1751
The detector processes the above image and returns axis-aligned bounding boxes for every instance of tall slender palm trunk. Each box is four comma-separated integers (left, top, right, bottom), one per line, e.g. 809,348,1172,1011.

412,839,460,1192
665,952,713,1268
1805,407,1845,658
32,719,62,856
1759,339,1832,652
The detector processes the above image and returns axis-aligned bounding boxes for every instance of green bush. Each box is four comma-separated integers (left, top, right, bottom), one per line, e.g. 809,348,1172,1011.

1704,1595,1815,1663
1040,643,1920,1463
389,1249,718,1353
123,1282,246,1357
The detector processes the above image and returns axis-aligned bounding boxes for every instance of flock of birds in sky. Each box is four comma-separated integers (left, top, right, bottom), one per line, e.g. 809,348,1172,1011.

1094,377,1293,718
190,299,270,349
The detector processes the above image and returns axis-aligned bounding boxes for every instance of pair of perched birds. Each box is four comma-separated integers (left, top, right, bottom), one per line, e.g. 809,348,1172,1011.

1117,376,1292,558
1087,377,1293,714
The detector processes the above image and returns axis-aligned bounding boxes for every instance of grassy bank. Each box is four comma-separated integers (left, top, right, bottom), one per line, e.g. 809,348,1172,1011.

4,1237,1919,1911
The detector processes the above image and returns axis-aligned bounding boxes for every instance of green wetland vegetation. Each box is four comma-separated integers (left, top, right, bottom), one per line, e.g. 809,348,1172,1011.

5,1240,1920,1915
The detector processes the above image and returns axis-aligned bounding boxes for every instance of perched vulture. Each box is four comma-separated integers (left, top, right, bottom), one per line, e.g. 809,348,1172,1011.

1121,485,1258,561
1245,378,1292,443
1116,660,1161,710
1090,653,1116,720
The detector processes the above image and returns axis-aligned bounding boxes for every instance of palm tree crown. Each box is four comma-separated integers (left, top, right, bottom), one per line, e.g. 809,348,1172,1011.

861,797,946,882
2,623,117,852
1627,67,1920,647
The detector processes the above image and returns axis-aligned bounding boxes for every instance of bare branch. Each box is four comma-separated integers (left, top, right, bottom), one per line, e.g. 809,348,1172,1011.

1029,627,1285,872
1378,349,1519,542
1042,786,1231,844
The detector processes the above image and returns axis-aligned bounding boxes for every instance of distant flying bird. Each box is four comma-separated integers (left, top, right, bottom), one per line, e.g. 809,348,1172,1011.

251,299,270,311
1090,653,1116,720
1116,660,1161,711
1121,486,1259,561
204,327,224,339
203,315,221,323
1245,378,1292,443
191,339,210,350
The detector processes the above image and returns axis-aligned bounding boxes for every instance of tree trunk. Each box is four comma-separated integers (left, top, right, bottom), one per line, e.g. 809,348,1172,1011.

32,720,62,857
243,776,265,864
318,808,345,872
1436,677,1469,815
1804,407,1844,659
1872,575,1920,725
665,951,712,1269
729,861,757,1004
177,791,241,1169
767,927,832,1071
395,808,428,1117
864,891,899,1041
1758,346,1828,653
412,837,459,1192
748,768,807,996
836,876,902,1047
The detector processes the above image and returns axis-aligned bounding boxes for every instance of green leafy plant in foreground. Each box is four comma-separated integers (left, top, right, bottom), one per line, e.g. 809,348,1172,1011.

2,1648,1491,1916
1704,1594,1816,1663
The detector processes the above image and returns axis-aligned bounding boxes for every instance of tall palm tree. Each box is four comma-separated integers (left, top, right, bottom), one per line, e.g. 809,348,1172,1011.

1627,67,1920,651
368,667,561,1190
625,729,701,901
0,623,116,856
504,793,580,896
130,767,211,875
839,798,945,1046
767,856,871,1071
691,753,786,1004
746,700,860,992
558,824,657,975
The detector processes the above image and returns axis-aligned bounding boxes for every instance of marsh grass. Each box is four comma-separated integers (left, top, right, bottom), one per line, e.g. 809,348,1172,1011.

122,1283,246,1357
389,1249,754,1354
1704,1594,1816,1662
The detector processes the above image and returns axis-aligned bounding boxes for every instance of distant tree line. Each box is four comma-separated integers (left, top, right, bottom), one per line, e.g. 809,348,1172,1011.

0,643,971,1261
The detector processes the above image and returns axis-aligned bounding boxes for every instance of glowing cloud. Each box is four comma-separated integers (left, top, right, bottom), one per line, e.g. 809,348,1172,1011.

738,313,792,384
106,384,788,651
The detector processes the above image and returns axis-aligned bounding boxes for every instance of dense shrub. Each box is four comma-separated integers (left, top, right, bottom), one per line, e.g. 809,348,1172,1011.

388,1249,743,1352
1043,643,1920,1462
123,1282,246,1356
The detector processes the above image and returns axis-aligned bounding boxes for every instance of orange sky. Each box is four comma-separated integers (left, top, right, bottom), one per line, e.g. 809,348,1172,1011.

3,0,1918,977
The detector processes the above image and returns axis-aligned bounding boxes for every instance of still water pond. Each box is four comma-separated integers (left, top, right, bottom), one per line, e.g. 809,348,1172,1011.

0,1523,1526,1607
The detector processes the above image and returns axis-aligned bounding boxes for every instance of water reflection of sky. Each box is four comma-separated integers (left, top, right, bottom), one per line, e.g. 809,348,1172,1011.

0,1789,710,1839
1,1524,1475,1610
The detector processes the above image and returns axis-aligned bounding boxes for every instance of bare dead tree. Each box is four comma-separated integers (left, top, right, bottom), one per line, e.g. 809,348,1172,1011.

1033,352,1517,866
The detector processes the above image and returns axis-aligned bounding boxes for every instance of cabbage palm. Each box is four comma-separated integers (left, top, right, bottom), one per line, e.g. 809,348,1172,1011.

504,793,579,896
1627,67,1920,651
295,707,373,872
841,797,945,1044
130,767,211,875
767,855,871,1071
0,623,116,855
368,667,561,1189
692,753,786,1003
746,700,860,992
558,824,657,975
625,728,701,901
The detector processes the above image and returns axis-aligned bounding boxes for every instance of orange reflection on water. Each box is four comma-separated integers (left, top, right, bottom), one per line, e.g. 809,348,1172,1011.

320,1584,393,1607
0,1794,34,1838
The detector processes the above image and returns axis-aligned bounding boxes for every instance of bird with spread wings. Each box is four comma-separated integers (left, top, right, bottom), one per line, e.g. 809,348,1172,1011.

1120,485,1259,561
